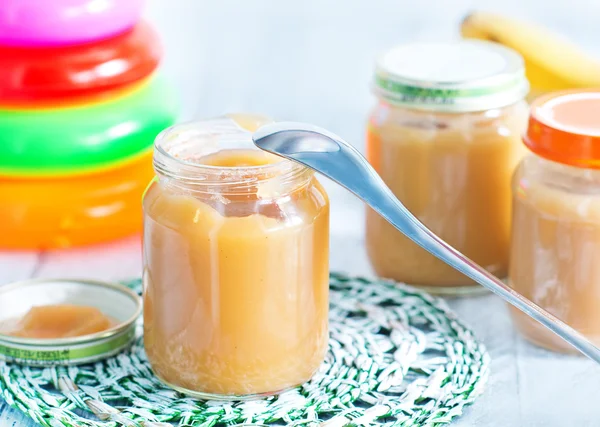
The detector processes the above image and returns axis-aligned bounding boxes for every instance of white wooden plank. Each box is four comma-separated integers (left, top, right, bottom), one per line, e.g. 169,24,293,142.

0,252,39,285
515,337,600,427
31,236,142,281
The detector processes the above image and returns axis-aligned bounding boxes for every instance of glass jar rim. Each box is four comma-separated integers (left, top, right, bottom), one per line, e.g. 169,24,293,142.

152,116,311,191
373,40,529,112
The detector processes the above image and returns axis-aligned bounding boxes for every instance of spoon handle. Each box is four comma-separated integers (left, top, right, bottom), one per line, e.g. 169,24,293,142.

369,172,600,364
253,122,600,364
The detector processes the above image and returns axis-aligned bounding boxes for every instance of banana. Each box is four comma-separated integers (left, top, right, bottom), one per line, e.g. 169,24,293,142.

461,11,600,98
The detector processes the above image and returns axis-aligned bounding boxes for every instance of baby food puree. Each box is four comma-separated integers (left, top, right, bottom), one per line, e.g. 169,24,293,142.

142,115,330,398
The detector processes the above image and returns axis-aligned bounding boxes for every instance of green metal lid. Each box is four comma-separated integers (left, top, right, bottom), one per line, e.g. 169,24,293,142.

373,40,529,112
0,278,141,366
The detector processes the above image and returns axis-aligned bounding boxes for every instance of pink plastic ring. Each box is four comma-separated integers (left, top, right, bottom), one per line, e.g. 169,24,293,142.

0,0,145,46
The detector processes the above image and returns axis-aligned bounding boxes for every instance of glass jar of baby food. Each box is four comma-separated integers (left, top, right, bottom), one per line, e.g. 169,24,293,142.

366,40,529,295
510,90,600,353
142,115,330,398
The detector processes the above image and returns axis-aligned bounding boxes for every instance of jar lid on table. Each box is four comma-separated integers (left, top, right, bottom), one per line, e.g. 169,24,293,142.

525,90,600,169
0,278,141,366
373,39,529,112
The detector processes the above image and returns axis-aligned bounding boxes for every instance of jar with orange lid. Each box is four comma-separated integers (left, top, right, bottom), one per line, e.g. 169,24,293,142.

366,40,529,295
142,114,330,398
510,90,600,352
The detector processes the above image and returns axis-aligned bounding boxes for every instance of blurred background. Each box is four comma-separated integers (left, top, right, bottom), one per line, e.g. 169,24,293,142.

145,0,600,139
143,0,600,239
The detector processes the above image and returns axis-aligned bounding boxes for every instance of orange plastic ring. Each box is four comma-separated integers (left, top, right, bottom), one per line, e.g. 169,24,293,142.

0,151,155,250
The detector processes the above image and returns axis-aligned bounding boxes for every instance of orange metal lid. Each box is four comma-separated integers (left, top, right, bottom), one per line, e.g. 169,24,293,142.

525,90,600,168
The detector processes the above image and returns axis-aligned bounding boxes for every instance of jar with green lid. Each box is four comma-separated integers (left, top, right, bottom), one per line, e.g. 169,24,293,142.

366,40,529,295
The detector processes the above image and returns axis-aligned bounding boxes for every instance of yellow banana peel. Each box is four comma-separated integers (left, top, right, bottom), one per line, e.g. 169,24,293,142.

461,11,600,98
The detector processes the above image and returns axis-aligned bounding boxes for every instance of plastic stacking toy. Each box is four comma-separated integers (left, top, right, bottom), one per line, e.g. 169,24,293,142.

0,1,178,249
0,0,145,46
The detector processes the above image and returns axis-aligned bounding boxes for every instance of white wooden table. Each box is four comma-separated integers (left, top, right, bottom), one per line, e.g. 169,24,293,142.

2,0,600,425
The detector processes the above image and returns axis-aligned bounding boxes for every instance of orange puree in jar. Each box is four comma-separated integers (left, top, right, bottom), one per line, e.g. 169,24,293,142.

142,116,330,398
2,305,113,339
201,149,278,167
510,91,600,352
365,41,529,295
366,105,527,289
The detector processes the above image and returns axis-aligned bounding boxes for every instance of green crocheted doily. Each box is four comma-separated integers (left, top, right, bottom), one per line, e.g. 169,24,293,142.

0,273,489,426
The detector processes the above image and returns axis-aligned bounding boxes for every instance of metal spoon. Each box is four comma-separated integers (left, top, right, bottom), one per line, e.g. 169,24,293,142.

253,121,600,364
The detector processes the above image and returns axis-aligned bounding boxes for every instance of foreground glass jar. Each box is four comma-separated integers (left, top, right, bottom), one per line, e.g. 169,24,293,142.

142,115,330,398
366,40,529,295
510,90,600,352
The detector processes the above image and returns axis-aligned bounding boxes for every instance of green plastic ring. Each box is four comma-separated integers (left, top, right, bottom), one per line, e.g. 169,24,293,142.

0,76,178,178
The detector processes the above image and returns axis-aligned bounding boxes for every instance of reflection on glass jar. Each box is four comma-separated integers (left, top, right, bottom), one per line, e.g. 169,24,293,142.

142,115,330,398
510,91,600,352
366,40,529,295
